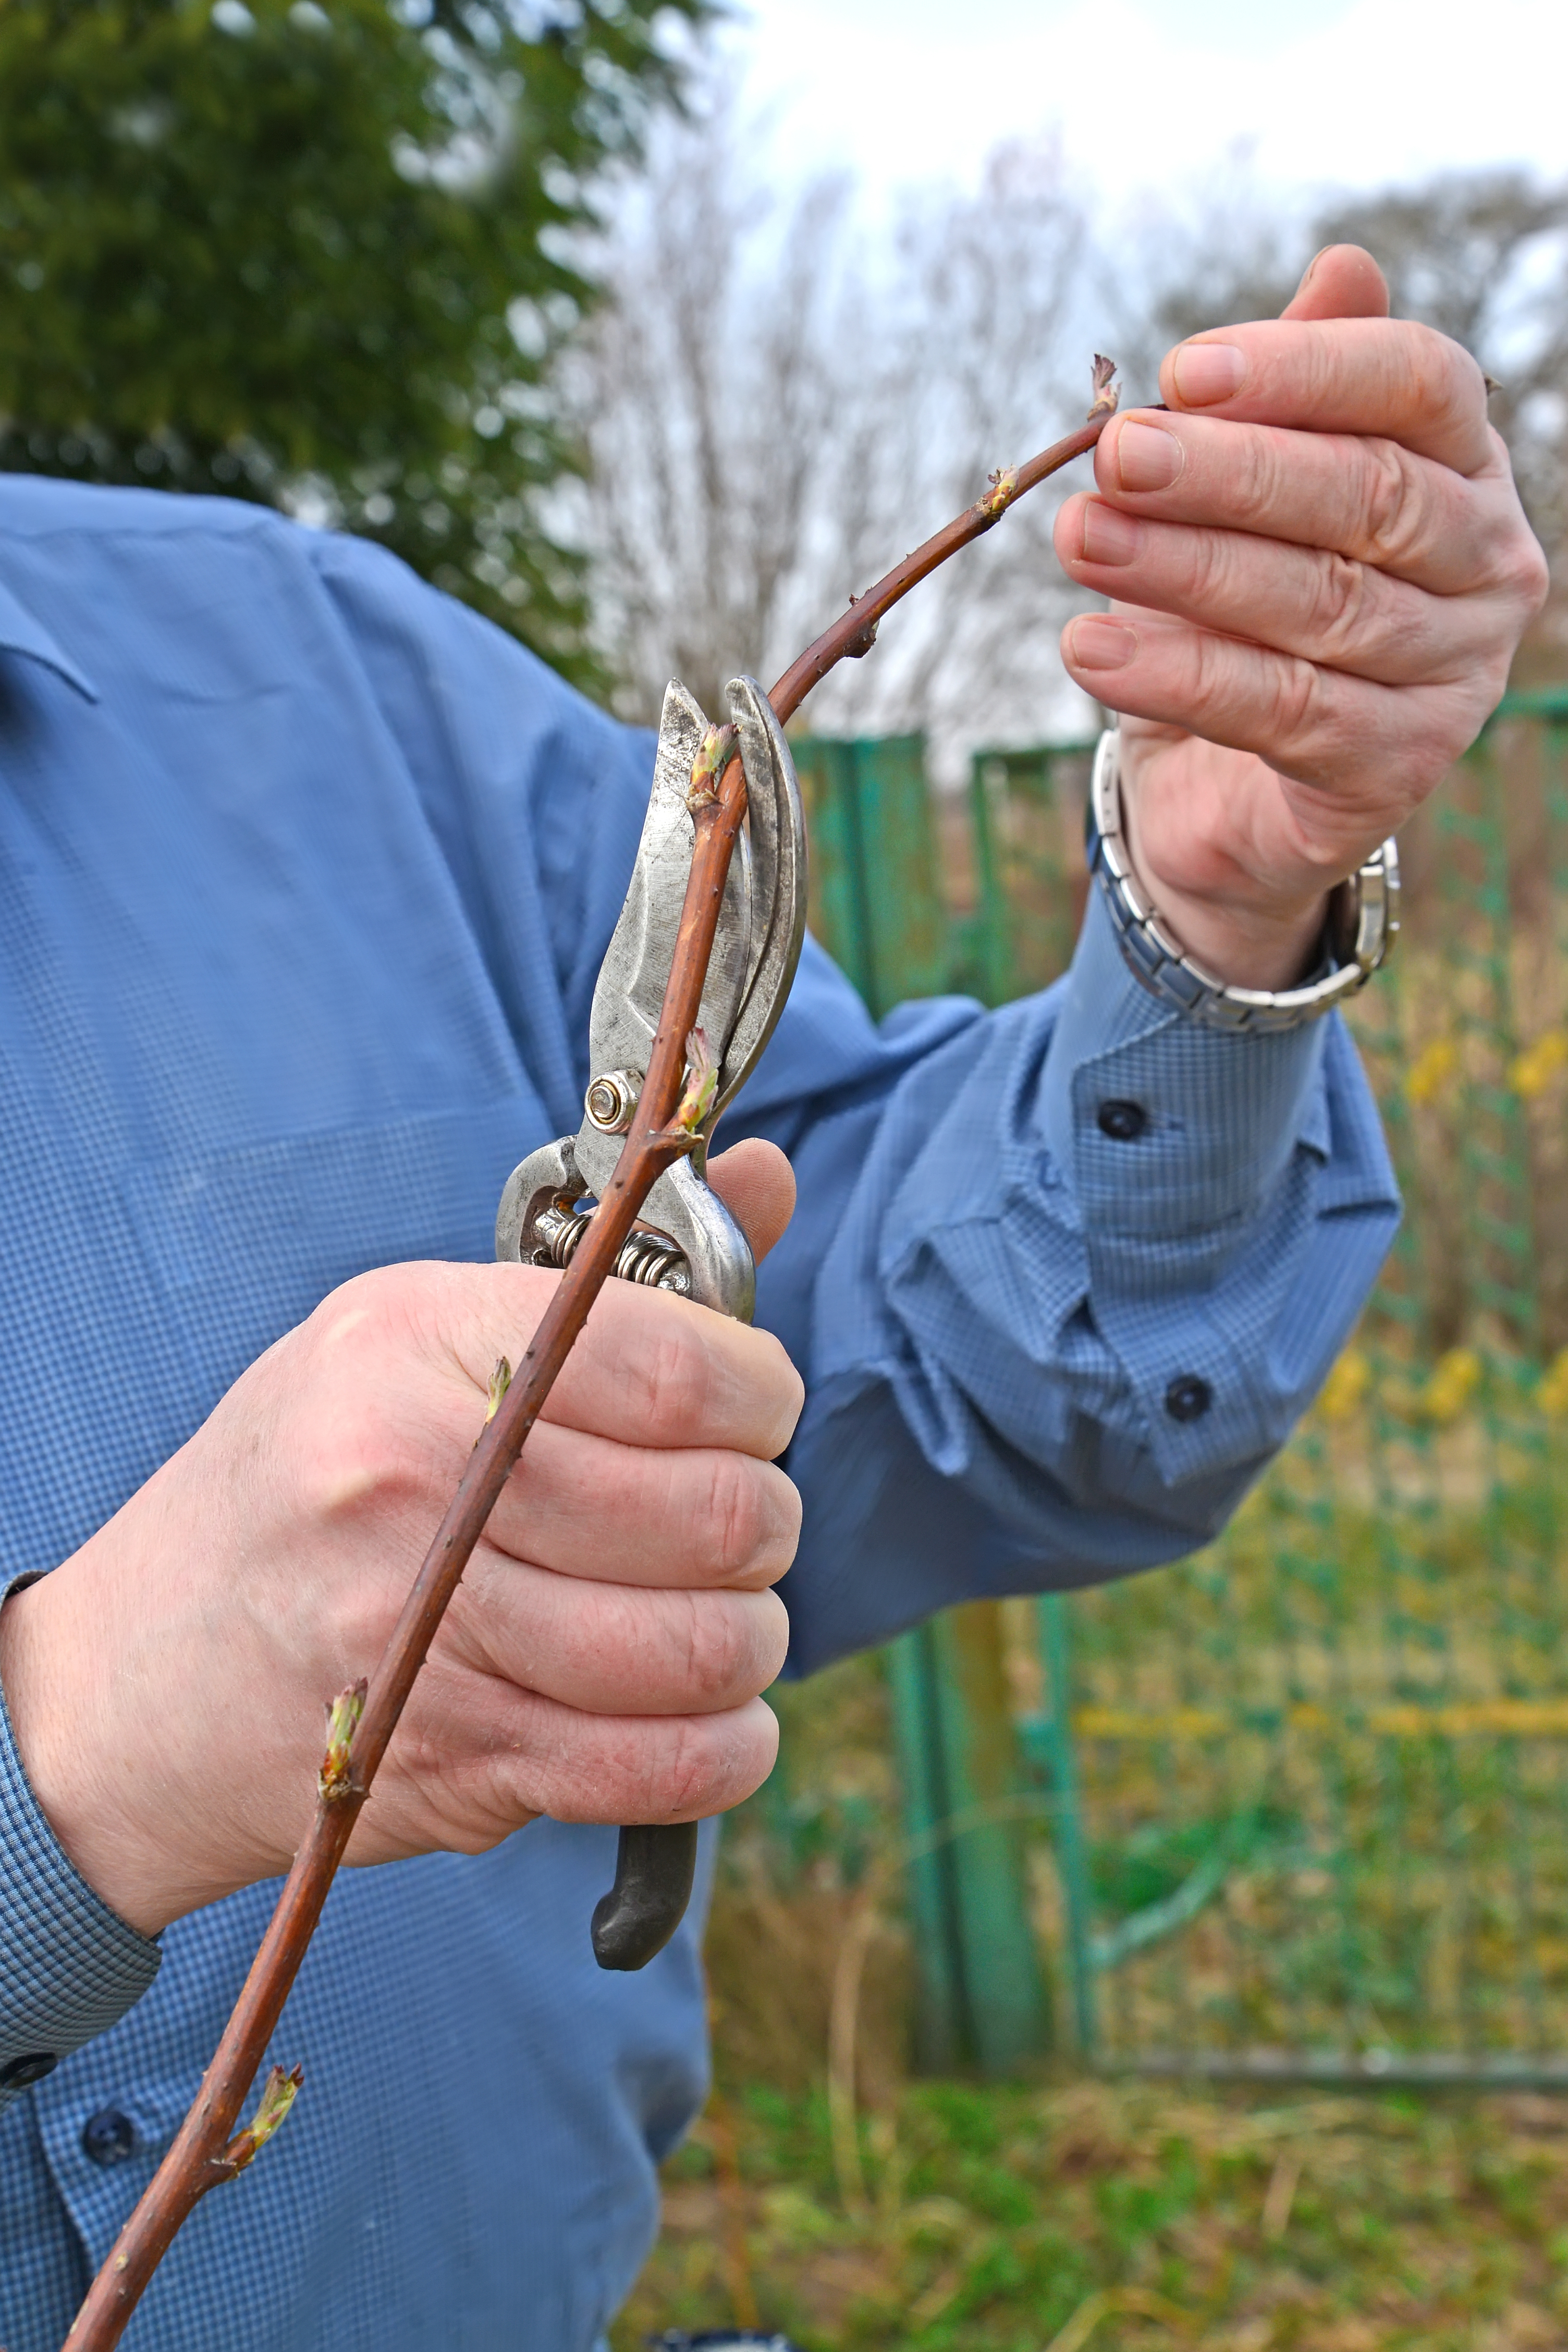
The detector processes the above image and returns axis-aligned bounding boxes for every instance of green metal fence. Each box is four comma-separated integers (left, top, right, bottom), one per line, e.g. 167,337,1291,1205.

795,690,1568,2086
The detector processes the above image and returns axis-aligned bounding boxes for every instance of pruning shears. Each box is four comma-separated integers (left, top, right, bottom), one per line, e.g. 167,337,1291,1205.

495,675,808,1971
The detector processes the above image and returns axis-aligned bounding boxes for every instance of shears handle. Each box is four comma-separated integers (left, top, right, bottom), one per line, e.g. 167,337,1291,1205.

590,1187,755,1969
495,1142,758,1972
590,1822,702,1972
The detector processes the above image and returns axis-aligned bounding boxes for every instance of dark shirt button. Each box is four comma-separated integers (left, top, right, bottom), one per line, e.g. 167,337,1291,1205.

1166,1374,1212,1424
82,2106,138,2167
0,2053,57,2090
1097,1099,1147,1142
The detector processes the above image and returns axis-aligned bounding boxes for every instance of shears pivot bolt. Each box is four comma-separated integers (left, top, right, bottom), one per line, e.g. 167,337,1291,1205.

583,1069,642,1136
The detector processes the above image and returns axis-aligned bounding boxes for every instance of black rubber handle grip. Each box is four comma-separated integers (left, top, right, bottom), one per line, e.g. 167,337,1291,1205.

591,1821,700,1970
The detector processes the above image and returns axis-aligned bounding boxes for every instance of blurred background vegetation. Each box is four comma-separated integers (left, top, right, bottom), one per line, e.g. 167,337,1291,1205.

1,8,1563,748
0,0,708,681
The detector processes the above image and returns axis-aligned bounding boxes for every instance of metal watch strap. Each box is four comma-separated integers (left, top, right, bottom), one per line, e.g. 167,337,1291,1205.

1086,729,1400,1034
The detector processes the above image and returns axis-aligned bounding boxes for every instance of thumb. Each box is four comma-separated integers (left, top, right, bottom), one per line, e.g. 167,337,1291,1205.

706,1138,796,1264
1281,242,1390,322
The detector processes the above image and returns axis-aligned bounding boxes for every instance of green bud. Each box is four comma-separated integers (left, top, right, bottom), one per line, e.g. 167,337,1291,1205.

225,2063,303,2174
318,1679,368,1800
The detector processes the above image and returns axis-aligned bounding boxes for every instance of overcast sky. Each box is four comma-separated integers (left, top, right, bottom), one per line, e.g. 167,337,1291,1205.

728,0,1564,210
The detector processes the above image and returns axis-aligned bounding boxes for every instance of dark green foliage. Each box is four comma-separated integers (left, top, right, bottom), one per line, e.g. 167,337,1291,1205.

0,0,703,679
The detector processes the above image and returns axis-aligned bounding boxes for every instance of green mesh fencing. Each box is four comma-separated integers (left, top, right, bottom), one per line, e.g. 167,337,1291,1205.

798,695,1568,2085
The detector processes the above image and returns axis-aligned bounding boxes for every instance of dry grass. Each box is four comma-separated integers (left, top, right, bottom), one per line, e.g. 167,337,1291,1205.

611,1620,1568,2347
614,2072,1568,2349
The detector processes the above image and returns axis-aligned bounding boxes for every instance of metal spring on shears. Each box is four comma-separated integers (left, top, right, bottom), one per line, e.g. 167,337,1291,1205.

531,1202,691,1294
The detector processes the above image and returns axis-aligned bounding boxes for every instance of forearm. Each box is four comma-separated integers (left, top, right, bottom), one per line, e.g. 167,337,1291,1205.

742,892,1399,1674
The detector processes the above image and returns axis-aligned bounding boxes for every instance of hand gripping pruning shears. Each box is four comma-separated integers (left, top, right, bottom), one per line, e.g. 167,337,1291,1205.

494,676,808,1971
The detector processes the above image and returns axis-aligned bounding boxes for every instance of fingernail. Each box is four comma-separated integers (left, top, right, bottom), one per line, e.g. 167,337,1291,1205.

1297,247,1327,293
1069,617,1137,671
1171,341,1246,406
1116,420,1183,494
1080,500,1143,566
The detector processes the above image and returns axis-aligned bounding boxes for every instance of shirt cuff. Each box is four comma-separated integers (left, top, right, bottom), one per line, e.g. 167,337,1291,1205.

1039,880,1331,1241
0,1599,161,2104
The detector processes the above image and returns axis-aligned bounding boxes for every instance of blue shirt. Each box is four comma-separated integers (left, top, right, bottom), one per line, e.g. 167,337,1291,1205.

0,480,1399,2351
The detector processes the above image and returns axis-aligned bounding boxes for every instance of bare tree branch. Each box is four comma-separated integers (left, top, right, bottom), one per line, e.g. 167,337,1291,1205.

560,104,1100,774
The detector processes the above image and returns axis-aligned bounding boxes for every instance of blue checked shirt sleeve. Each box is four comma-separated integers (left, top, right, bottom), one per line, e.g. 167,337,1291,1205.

0,1615,161,2108
734,883,1400,1674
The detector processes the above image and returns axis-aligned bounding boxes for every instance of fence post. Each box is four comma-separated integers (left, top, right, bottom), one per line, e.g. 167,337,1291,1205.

929,1603,1051,2072
884,1626,965,2074
1037,1594,1097,2057
793,731,1049,2074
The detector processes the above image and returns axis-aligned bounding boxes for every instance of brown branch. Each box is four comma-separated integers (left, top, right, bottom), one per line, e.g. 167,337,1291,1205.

66,371,1116,2351
768,402,1114,725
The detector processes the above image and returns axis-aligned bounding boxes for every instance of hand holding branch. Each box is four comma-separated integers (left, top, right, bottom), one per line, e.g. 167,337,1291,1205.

1055,243,1549,987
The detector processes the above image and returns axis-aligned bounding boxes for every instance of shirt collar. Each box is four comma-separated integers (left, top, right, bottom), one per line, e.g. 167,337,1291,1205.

0,571,99,703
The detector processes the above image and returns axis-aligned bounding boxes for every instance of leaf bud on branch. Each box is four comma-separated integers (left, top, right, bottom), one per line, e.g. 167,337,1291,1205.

317,1680,367,1803
221,2064,304,2177
670,1027,717,1137
687,724,739,811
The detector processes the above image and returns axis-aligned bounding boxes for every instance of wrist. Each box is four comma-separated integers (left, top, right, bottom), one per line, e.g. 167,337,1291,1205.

1117,770,1327,991
1127,856,1329,991
1088,729,1399,1030
1,1566,186,1938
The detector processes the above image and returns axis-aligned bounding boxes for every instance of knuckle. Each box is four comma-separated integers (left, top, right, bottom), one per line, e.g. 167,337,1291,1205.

286,1273,464,1525
752,1329,806,1454
636,1319,712,1442
1468,657,1514,738
1263,652,1324,751
673,1590,750,1705
1389,320,1486,449
1498,528,1551,617
292,1376,413,1524
702,1453,765,1578
305,1269,392,1358
1358,438,1429,570
1188,626,1243,720
648,1716,727,1820
1224,431,1288,534
1309,552,1374,660
1184,526,1236,616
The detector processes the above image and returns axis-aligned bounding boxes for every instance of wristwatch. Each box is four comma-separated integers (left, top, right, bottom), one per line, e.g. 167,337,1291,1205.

1086,728,1400,1034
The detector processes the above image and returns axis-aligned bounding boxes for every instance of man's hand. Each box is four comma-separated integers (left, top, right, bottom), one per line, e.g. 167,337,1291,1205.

1054,243,1550,987
0,1141,802,1939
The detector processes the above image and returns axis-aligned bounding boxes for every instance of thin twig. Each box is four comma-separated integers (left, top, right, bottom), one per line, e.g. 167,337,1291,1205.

768,399,1114,726
68,370,1115,2350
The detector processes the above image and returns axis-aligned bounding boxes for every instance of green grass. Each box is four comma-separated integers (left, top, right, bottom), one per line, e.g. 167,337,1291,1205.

607,1241,1568,2345
609,1517,1568,2348
613,2075,1568,2349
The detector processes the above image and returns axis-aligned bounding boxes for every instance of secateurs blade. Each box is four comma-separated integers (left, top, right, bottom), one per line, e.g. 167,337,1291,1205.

495,674,808,1970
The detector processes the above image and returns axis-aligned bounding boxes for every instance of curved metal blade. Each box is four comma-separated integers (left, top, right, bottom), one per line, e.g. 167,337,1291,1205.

585,680,753,1107
713,675,809,1120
